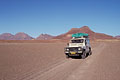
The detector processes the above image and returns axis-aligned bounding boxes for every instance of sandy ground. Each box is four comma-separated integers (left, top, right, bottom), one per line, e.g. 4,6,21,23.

0,41,120,80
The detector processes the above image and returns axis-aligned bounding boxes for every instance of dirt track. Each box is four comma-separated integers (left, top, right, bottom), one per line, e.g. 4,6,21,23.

0,41,120,80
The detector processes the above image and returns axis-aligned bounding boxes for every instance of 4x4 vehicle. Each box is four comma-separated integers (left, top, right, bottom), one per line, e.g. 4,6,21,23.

64,33,92,59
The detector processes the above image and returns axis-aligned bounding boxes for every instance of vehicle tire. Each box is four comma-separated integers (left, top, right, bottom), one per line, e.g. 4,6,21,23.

89,48,92,56
81,51,86,59
66,55,69,59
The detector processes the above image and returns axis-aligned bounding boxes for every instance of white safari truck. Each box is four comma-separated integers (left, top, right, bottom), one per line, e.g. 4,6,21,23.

64,33,92,59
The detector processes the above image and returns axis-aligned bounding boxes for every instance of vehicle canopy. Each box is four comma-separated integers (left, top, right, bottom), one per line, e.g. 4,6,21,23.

72,33,89,38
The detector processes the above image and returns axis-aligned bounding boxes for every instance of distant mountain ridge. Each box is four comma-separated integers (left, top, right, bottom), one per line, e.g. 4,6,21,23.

13,32,33,40
115,35,120,38
53,26,115,40
0,32,33,40
0,33,14,40
36,34,54,40
0,32,54,40
0,26,117,40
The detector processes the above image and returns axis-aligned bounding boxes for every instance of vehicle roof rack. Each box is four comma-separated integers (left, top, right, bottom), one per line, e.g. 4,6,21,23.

72,33,89,38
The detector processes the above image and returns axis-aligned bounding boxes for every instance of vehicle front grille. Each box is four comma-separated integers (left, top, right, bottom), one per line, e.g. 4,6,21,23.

69,47,78,51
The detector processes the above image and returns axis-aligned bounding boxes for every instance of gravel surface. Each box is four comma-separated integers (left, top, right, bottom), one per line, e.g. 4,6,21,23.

0,41,120,80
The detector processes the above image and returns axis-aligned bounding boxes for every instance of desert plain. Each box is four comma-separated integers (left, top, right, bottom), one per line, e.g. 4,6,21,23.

0,40,120,80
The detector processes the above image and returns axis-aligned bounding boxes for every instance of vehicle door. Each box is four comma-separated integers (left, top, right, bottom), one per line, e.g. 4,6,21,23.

85,39,89,53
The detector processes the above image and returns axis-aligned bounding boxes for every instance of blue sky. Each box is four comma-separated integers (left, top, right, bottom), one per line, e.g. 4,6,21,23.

0,0,120,38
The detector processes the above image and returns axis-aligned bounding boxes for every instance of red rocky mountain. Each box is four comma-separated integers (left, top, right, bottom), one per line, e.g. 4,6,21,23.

53,26,114,40
36,34,54,40
13,32,33,40
0,26,116,40
115,35,120,39
0,32,33,40
0,33,14,40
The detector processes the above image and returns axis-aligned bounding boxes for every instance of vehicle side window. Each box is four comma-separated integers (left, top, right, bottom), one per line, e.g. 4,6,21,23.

85,39,90,45
87,39,90,44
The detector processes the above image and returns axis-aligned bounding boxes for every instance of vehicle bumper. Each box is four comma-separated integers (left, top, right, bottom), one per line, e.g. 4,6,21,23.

65,51,83,57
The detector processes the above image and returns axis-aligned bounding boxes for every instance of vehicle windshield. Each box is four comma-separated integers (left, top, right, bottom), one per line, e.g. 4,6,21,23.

71,39,84,43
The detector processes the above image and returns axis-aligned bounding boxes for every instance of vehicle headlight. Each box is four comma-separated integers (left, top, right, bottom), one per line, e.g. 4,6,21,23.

78,48,81,50
66,48,69,51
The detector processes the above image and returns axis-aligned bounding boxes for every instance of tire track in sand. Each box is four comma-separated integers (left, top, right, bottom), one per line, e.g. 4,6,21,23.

66,43,106,80
12,43,105,80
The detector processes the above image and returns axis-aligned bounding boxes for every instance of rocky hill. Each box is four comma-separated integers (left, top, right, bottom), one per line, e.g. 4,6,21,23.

0,32,33,40
36,34,54,40
53,26,114,40
13,32,33,40
0,33,14,40
0,26,116,40
115,35,120,39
